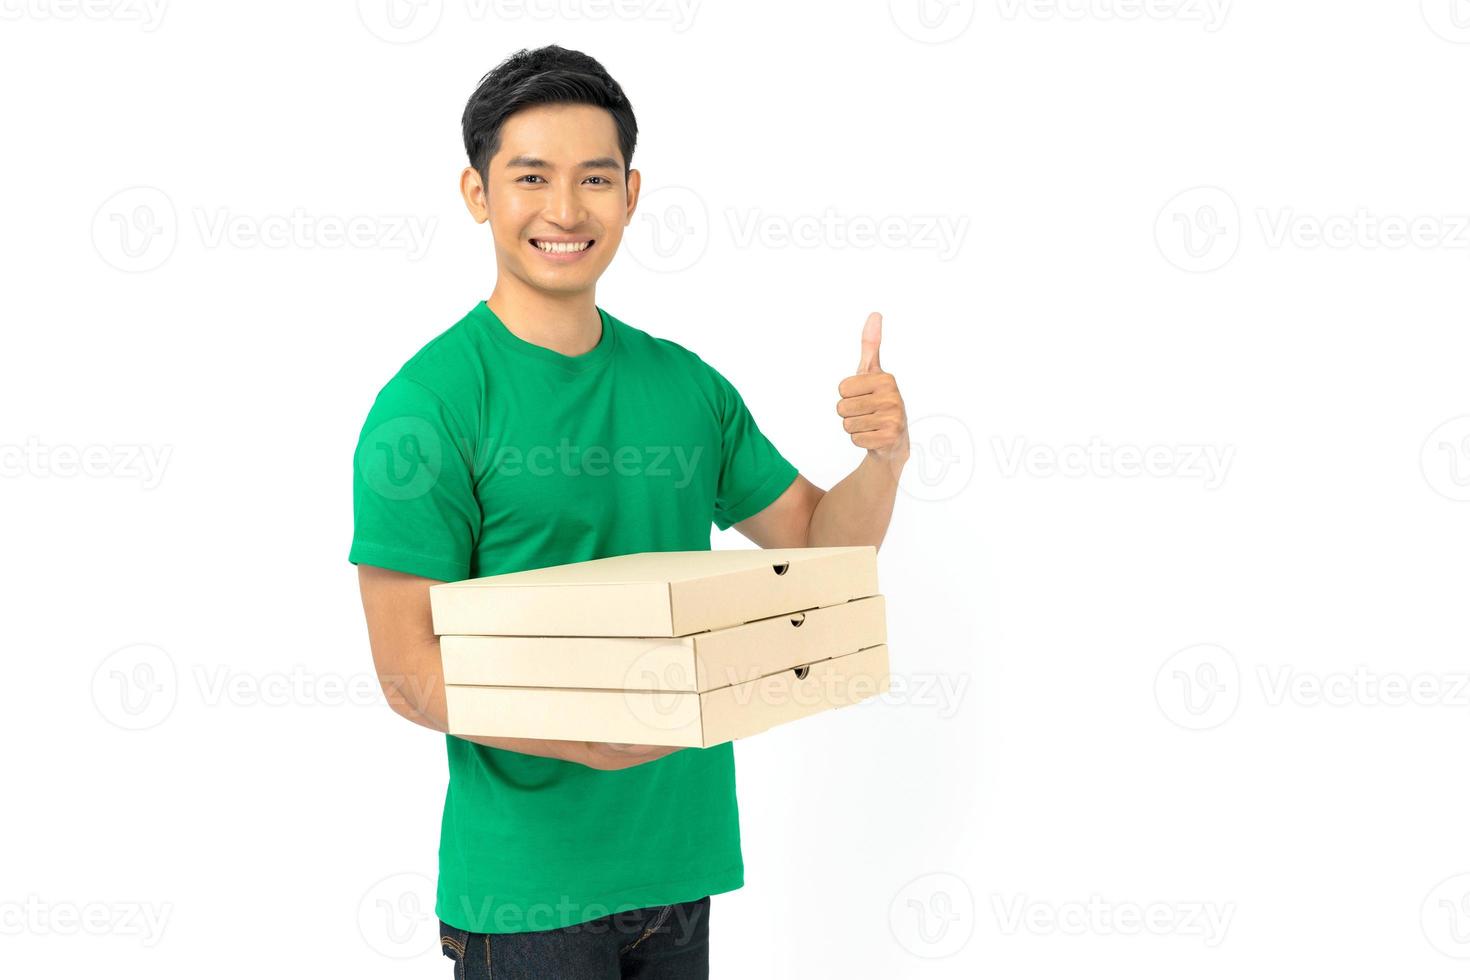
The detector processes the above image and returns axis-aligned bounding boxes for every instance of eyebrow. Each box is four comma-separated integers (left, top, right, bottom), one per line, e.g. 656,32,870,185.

502,155,621,171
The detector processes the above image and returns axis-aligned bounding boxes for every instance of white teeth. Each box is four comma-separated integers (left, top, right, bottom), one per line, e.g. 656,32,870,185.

533,240,591,253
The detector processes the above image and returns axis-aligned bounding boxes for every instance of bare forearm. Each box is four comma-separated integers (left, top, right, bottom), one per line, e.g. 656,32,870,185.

359,566,674,770
398,698,587,762
383,659,680,769
808,451,908,549
380,664,593,764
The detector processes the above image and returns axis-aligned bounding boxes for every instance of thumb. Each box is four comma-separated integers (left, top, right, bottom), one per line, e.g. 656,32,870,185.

857,311,883,374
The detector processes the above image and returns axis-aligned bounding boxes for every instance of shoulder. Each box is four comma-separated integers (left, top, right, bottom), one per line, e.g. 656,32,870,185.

606,310,730,391
367,304,490,433
394,304,490,393
607,312,740,424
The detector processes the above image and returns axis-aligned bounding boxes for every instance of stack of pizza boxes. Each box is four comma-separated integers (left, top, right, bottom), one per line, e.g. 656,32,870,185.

429,546,890,748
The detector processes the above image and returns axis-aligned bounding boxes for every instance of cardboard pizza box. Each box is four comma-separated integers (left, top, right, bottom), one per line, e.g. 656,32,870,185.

443,643,891,748
432,546,890,747
429,546,879,637
440,594,886,692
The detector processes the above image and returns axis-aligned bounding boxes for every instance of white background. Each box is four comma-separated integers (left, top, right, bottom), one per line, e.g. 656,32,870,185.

3,1,1470,977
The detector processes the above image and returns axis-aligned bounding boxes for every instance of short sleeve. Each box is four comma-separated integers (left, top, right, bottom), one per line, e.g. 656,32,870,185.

349,375,479,582
706,363,799,531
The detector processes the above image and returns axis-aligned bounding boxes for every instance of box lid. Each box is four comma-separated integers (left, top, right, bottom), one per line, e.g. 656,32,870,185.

430,546,879,637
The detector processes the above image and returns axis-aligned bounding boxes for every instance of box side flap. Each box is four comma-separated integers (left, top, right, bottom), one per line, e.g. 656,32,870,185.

430,581,674,636
440,635,698,690
669,547,879,635
692,595,887,691
444,686,704,747
698,643,891,746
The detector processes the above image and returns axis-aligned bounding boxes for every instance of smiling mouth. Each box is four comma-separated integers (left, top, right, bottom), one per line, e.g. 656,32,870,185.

529,239,595,254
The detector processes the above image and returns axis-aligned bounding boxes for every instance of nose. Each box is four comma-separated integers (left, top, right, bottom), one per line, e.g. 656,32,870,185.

543,181,588,230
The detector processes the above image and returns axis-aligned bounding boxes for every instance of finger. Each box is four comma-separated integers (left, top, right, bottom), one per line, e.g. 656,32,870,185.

843,414,888,434
837,393,896,417
857,312,883,374
838,372,890,398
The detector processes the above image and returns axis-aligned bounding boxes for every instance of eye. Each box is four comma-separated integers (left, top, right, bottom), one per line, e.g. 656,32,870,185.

515,175,544,184
585,176,611,185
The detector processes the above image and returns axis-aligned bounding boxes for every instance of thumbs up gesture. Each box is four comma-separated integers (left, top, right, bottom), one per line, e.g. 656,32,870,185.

836,312,909,464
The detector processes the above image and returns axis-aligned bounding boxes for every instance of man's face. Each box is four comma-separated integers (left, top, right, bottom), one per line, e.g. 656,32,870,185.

462,102,638,296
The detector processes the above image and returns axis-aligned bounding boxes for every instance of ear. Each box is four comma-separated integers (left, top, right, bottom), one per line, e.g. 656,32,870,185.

624,168,641,226
460,165,489,224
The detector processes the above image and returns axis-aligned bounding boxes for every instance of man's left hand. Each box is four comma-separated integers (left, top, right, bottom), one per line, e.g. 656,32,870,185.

836,312,909,464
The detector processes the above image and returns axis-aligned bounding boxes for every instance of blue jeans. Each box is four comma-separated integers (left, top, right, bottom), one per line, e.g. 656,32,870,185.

438,896,710,979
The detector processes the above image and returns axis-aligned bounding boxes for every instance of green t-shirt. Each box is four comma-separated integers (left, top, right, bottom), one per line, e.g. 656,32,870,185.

349,300,799,934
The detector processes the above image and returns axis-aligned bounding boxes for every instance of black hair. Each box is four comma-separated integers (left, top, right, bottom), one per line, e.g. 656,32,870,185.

461,45,638,185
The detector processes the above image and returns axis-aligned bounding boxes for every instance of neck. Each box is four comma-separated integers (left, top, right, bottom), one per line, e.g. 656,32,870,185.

486,279,602,357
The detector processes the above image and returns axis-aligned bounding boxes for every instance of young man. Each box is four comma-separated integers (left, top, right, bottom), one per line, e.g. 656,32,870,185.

350,45,909,979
